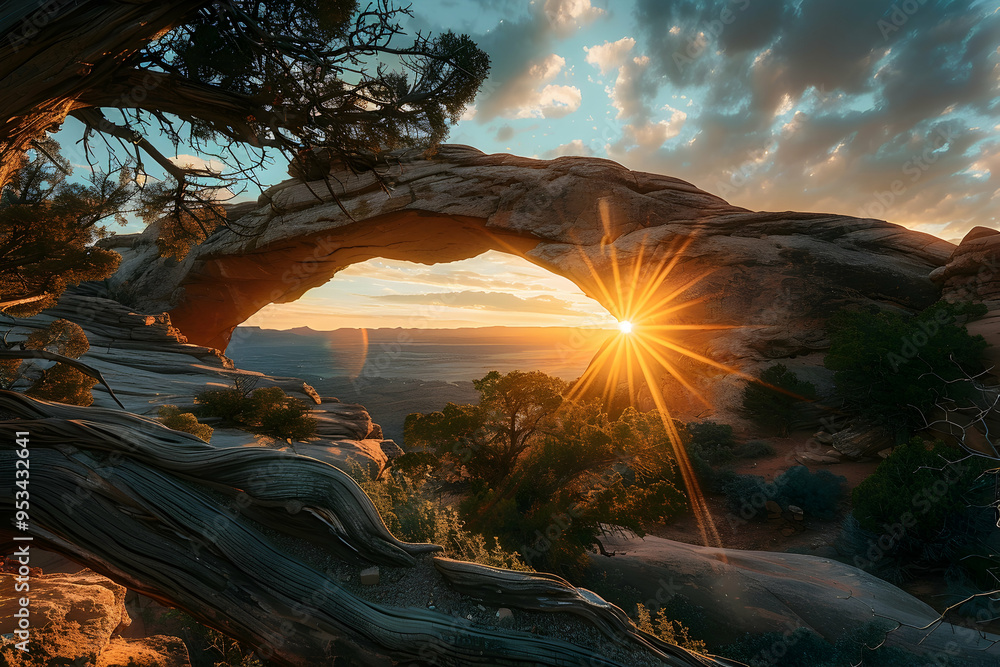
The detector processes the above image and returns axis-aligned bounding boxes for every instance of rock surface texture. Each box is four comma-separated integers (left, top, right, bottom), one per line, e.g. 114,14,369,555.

111,145,953,415
594,533,1000,665
1,288,391,472
0,569,191,667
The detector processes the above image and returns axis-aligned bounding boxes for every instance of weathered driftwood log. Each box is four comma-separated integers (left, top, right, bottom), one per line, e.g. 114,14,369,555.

0,391,742,666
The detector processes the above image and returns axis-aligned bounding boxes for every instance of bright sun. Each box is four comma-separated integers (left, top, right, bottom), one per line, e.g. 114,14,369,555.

618,320,633,334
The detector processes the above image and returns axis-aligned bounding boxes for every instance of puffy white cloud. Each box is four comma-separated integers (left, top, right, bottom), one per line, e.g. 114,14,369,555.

583,37,637,75
543,0,604,34
483,54,582,119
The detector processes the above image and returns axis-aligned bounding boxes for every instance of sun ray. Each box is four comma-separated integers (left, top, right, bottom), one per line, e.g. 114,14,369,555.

628,235,698,316
633,346,722,549
624,240,648,319
648,336,762,384
573,243,623,321
632,335,712,408
567,335,624,401
639,269,717,317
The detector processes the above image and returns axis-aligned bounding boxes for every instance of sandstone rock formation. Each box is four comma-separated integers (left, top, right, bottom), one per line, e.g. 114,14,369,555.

938,226,1000,370
0,568,191,667
109,145,954,417
593,533,1000,665
0,288,391,471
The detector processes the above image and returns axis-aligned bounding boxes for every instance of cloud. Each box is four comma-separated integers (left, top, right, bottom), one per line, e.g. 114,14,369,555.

584,38,660,125
543,0,605,35
370,291,584,316
479,53,582,119
469,0,604,122
335,259,558,292
543,139,594,158
170,154,226,174
495,124,516,141
610,0,1000,237
583,37,636,75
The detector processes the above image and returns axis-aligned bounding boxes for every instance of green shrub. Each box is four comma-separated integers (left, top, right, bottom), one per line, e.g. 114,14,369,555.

197,386,316,441
685,420,737,468
197,388,246,423
737,440,775,458
348,463,530,571
634,603,705,654
741,364,817,436
824,301,988,442
687,421,735,448
851,438,986,540
722,466,846,520
158,405,214,442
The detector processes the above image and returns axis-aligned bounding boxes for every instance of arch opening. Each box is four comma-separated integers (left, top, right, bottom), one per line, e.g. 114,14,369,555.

227,250,620,385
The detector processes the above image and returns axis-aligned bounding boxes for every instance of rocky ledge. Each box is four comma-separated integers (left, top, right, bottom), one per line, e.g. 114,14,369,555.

0,288,395,472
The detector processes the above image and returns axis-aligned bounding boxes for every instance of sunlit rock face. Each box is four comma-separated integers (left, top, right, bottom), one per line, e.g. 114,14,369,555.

112,145,953,416
0,568,192,667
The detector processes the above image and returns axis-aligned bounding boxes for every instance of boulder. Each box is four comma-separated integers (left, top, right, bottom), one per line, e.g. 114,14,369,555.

591,533,1000,664
97,635,191,667
0,569,188,667
829,424,894,459
0,569,129,663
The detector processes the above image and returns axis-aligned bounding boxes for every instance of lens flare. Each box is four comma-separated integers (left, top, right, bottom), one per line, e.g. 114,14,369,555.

563,207,785,552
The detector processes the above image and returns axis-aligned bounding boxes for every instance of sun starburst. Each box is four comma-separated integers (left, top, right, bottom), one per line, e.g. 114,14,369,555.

563,211,771,550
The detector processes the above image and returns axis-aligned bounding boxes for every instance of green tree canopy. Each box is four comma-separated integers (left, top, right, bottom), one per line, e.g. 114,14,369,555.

0,140,129,315
824,301,987,441
741,363,817,437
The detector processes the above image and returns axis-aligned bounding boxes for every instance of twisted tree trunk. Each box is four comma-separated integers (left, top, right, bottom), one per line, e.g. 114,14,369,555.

0,391,741,666
0,0,206,188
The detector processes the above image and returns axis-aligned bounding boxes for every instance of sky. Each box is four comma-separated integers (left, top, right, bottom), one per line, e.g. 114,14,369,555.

62,0,1000,330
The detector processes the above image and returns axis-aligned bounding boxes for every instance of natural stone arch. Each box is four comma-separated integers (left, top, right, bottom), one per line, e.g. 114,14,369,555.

112,145,953,414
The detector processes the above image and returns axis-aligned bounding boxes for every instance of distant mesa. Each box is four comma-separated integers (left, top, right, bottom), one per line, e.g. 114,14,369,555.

110,145,953,417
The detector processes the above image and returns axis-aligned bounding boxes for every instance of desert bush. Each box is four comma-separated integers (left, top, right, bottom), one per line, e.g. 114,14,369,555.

685,420,737,468
197,388,246,423
737,440,776,458
25,363,97,406
824,301,988,442
158,405,214,442
843,438,996,582
852,438,986,540
741,364,817,436
634,603,706,654
686,420,735,448
197,386,316,441
348,463,530,571
5,319,99,406
722,466,846,520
